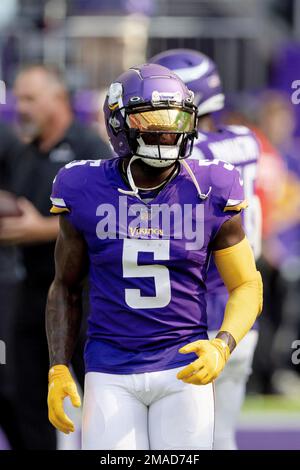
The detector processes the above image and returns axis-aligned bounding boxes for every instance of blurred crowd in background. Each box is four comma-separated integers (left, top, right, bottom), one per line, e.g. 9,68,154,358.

0,0,300,450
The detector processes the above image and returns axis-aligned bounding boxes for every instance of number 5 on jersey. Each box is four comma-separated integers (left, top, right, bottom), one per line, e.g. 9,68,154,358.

122,239,171,309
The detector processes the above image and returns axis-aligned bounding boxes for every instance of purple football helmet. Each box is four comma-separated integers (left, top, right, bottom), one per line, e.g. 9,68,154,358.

103,63,197,166
150,49,224,117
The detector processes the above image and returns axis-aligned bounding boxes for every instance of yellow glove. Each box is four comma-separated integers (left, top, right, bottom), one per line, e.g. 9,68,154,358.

177,338,230,385
48,364,81,434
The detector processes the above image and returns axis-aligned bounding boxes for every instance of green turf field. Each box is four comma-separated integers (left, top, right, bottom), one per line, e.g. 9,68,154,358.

242,395,300,413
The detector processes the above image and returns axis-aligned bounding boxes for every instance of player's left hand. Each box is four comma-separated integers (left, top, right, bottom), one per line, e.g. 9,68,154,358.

177,338,230,385
48,365,81,434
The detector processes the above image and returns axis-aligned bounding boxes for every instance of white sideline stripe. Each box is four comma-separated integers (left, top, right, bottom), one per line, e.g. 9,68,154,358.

238,412,300,430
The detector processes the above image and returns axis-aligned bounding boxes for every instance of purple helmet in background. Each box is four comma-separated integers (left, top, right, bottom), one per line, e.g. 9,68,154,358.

150,49,224,117
103,63,197,166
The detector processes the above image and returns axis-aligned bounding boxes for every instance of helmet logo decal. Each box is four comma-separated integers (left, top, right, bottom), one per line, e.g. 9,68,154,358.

173,60,209,83
173,58,210,83
108,82,123,110
109,116,121,130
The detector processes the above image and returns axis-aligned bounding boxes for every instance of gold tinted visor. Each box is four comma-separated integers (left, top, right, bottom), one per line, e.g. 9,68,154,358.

128,109,194,133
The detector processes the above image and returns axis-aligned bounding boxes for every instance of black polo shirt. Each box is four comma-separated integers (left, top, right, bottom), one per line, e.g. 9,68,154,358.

0,122,23,191
0,122,25,284
12,120,112,286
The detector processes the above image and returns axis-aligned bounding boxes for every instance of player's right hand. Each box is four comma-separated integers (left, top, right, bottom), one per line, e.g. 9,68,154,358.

47,364,81,434
177,338,230,385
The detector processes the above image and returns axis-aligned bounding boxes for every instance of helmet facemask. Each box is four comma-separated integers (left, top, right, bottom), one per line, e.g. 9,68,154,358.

123,94,197,167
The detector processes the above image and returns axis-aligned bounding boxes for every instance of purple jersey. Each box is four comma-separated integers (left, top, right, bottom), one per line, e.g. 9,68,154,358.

51,157,245,374
190,125,260,330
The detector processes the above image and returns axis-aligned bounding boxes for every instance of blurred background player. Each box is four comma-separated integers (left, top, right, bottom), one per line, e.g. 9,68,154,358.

253,91,300,394
221,90,300,396
151,49,261,449
0,65,111,449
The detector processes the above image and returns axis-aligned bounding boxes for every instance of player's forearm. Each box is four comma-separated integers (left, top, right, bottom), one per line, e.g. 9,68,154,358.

46,279,83,367
214,237,263,348
216,277,261,349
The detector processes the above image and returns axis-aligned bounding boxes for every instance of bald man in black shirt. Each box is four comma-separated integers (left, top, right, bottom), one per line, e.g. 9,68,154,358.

0,121,25,449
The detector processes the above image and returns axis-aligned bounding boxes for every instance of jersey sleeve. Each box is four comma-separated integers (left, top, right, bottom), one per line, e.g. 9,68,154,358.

50,159,96,214
207,160,247,214
50,166,72,214
223,168,248,213
206,161,248,240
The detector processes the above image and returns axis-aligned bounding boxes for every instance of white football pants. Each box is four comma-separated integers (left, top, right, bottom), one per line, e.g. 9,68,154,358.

82,366,214,450
208,330,259,450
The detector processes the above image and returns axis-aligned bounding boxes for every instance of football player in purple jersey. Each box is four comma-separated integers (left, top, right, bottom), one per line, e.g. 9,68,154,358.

151,49,262,449
46,64,262,450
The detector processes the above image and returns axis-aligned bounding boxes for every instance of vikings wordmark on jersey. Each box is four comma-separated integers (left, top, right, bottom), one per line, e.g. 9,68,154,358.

51,157,246,374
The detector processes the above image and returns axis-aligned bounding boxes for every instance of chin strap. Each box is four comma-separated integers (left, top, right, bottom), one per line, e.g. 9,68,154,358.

118,155,141,199
118,155,212,202
180,159,212,200
118,155,178,199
